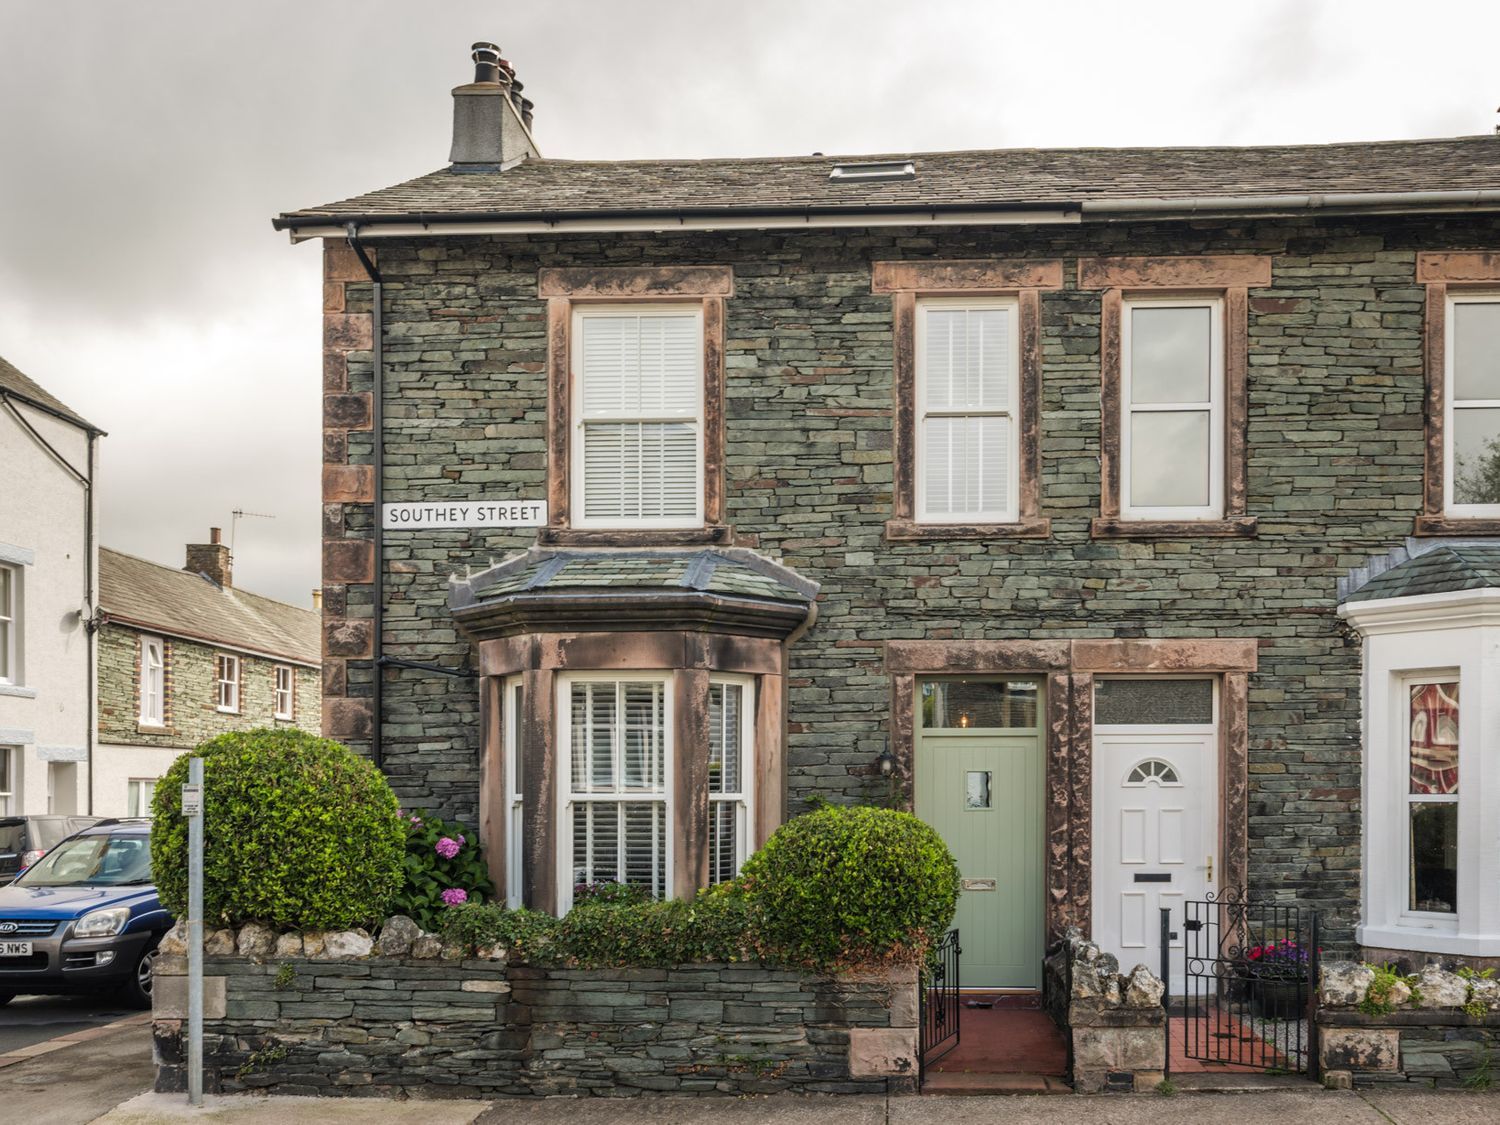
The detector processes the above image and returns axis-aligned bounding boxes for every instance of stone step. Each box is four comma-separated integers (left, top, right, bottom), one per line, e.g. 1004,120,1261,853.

921,1072,1072,1095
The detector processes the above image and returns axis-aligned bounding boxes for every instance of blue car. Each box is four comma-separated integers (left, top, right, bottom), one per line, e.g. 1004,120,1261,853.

0,819,171,1008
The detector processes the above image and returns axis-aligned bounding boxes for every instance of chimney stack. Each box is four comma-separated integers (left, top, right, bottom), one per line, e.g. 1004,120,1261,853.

449,41,539,171
185,528,232,589
311,589,323,610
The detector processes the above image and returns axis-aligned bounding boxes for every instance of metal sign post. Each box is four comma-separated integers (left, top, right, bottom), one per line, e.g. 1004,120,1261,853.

183,759,204,1107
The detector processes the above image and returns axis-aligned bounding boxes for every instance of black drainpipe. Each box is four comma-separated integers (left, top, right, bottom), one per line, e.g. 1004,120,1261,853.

344,224,385,770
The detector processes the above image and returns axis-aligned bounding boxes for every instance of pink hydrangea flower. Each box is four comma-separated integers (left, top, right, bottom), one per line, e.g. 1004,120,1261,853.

435,836,461,859
441,888,468,906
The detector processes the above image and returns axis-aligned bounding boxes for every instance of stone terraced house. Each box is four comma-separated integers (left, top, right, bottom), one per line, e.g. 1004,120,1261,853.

94,533,321,817
276,44,1500,989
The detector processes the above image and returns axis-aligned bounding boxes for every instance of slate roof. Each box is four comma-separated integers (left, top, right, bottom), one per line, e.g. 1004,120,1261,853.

0,354,101,433
99,548,320,665
463,549,815,607
277,135,1500,228
1343,544,1500,603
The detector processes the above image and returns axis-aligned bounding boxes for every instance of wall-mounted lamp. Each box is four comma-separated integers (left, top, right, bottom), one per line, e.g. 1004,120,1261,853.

875,748,897,778
958,712,971,728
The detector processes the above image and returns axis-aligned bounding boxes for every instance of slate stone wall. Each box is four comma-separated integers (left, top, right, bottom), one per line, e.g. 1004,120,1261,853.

152,954,916,1097
318,214,1500,945
97,622,320,749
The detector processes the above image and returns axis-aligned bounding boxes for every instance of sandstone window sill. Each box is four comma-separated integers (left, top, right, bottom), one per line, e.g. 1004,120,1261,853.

1091,517,1258,540
537,525,736,548
0,683,37,699
884,517,1051,542
1413,515,1500,537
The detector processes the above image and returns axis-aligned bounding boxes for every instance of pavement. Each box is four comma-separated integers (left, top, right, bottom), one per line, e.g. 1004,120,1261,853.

99,1086,1500,1124
0,1019,155,1125
0,993,141,1054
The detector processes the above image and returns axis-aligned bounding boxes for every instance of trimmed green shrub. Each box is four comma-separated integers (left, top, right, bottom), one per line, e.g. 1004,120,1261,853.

387,809,494,930
151,729,404,930
442,884,754,967
738,804,959,967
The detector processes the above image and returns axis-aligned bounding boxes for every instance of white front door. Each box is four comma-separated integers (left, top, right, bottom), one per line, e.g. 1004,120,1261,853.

1093,727,1217,994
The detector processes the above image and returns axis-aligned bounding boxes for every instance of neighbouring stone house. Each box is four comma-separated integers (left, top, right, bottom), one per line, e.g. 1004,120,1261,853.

275,43,1500,988
0,356,100,815
94,533,321,816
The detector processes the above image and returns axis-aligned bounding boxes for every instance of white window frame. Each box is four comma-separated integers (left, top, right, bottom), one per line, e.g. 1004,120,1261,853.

914,296,1021,524
215,653,240,713
0,562,20,686
1442,292,1500,518
569,303,705,530
556,672,674,913
1397,671,1462,929
708,675,755,884
273,665,294,721
1120,296,1225,521
503,675,524,909
128,777,158,819
139,635,166,726
0,746,15,816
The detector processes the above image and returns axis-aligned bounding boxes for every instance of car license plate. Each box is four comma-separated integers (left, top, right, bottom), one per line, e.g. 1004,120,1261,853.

0,941,32,956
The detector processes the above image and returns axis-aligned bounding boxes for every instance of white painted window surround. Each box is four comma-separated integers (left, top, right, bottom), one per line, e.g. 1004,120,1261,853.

0,562,20,686
139,635,165,726
216,653,240,713
570,305,704,529
914,298,1020,523
1339,588,1500,956
273,665,294,720
1121,297,1225,521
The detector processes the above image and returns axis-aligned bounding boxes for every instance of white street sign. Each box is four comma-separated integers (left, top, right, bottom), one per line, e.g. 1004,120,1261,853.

180,783,203,817
381,500,548,530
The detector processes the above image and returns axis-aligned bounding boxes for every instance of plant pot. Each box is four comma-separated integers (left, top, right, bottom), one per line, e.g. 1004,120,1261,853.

1251,977,1306,1020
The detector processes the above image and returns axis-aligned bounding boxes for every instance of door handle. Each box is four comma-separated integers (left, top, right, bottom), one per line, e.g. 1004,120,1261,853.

1206,855,1213,883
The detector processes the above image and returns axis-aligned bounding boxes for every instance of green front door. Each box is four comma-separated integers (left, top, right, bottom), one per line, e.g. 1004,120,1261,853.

914,678,1044,989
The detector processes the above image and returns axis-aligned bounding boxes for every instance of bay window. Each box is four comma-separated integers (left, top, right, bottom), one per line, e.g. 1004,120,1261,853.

708,678,754,884
561,676,671,905
1405,678,1459,916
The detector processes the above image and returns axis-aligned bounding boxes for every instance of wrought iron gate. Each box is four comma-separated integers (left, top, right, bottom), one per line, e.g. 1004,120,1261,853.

919,928,960,1080
1163,892,1318,1077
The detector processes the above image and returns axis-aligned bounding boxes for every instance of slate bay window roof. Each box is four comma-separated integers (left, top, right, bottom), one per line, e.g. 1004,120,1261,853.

1341,543,1500,604
450,548,818,641
275,134,1500,236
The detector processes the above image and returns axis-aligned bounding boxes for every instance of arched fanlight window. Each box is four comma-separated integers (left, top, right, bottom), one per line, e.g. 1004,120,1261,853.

1125,758,1181,786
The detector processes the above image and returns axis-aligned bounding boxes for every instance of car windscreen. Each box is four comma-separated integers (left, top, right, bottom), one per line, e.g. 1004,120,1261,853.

15,834,152,887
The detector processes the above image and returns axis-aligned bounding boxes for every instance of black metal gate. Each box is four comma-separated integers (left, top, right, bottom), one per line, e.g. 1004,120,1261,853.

919,928,960,1080
1163,892,1318,1078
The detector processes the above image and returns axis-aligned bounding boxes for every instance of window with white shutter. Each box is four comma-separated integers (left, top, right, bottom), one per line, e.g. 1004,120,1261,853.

915,299,1020,523
561,676,671,907
708,678,753,884
571,306,704,528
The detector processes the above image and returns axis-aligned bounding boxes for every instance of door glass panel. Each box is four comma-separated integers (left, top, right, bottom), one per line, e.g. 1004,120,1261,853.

1129,410,1210,507
1452,301,1500,401
964,771,992,809
1451,407,1500,506
1409,803,1457,914
1130,305,1212,403
921,679,1038,729
1095,679,1213,725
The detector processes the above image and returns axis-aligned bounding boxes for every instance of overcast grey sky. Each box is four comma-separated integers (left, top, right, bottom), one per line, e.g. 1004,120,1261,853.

1,0,1497,605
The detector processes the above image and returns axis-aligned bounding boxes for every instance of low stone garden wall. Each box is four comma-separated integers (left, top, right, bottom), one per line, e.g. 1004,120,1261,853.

151,918,919,1098
1043,929,1166,1093
1319,961,1500,1089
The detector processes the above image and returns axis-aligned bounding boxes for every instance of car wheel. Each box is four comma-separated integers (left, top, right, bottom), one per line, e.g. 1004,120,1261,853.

120,944,159,1009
